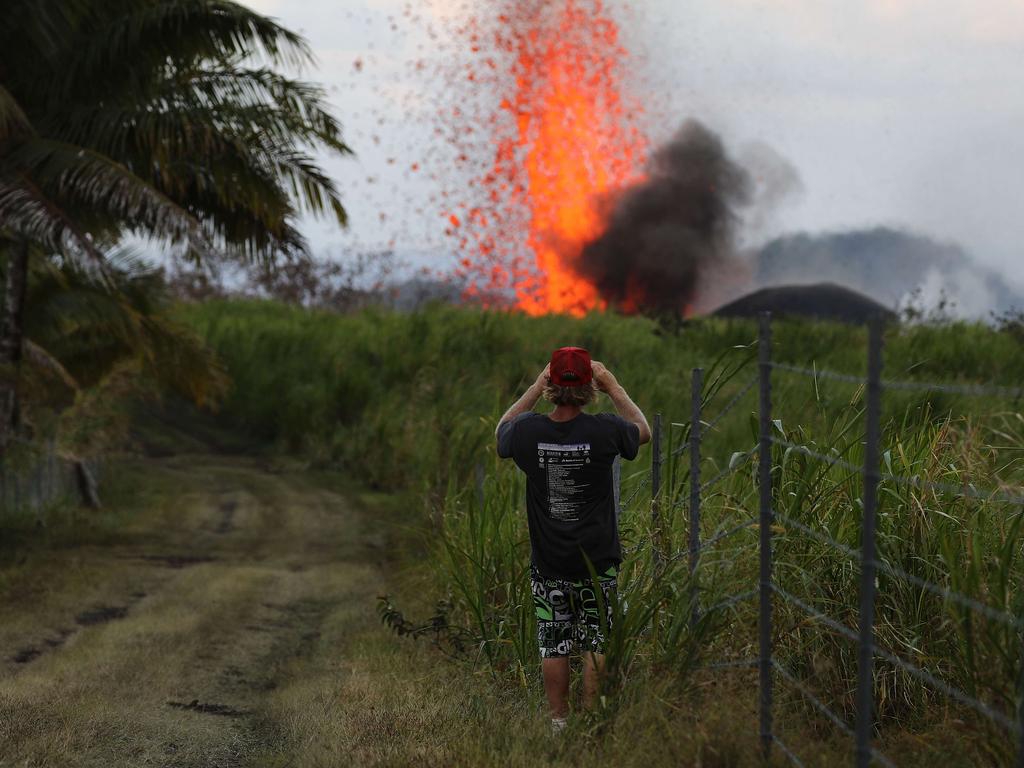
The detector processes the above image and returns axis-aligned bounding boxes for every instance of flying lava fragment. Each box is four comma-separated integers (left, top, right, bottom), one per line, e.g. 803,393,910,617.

444,0,648,315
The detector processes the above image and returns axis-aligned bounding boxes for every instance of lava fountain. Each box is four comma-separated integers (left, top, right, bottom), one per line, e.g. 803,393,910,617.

447,0,648,315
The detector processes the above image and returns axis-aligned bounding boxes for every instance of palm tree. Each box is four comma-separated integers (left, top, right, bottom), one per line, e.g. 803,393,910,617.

0,0,351,451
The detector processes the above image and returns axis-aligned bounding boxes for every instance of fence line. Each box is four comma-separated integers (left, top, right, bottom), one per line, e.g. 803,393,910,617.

773,360,1024,400
782,504,1024,631
641,312,1024,767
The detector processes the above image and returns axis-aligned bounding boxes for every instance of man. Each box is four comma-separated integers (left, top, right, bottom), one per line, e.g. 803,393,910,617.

495,346,651,732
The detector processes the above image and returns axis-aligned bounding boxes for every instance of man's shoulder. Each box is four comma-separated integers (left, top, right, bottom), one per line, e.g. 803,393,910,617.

497,412,543,440
592,412,629,427
510,411,544,427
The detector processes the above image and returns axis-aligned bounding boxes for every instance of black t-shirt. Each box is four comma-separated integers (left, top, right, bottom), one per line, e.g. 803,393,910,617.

496,412,641,579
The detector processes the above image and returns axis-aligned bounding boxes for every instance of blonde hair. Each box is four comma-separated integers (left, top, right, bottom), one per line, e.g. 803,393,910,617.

543,381,598,407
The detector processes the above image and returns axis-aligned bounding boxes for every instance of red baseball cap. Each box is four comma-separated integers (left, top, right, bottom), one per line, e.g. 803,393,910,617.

550,347,592,387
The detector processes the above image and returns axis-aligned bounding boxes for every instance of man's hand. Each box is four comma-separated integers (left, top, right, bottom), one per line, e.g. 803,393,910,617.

495,362,550,441
592,361,651,445
590,361,618,393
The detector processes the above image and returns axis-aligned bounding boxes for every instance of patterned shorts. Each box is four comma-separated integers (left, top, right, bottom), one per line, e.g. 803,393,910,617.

531,565,617,658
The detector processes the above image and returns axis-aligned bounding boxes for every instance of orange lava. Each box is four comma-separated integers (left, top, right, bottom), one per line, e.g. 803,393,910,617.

449,0,647,315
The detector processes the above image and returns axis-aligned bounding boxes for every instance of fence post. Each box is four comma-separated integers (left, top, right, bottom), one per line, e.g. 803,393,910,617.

758,312,774,758
689,368,703,628
855,320,884,767
651,413,663,568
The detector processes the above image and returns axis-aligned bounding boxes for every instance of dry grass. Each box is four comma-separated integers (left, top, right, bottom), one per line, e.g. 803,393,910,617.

0,453,382,767
0,449,988,767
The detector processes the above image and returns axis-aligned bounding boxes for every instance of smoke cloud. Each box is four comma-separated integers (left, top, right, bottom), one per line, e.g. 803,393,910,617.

577,120,751,314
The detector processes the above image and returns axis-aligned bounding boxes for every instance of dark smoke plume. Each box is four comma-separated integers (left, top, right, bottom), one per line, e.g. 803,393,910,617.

578,120,751,314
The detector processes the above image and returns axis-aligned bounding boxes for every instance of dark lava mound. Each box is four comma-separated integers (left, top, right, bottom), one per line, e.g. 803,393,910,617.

712,283,895,325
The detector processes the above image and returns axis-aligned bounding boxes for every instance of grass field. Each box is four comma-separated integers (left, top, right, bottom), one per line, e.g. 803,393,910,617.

0,423,809,767
180,302,1024,765
4,302,1024,766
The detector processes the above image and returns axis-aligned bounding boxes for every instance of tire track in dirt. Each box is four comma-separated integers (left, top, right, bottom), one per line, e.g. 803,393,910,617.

0,453,379,767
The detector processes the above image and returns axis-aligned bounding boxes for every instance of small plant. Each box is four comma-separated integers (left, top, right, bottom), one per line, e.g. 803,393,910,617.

376,595,473,659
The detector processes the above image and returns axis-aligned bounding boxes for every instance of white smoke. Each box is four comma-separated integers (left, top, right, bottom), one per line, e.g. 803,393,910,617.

898,267,1000,320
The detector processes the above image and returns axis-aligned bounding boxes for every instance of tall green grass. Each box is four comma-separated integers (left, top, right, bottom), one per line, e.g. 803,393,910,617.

187,301,1024,761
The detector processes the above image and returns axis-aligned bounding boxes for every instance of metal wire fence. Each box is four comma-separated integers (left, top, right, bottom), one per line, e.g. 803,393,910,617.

638,313,1024,768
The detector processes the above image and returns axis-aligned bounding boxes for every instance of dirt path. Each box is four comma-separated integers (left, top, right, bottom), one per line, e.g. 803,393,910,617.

0,452,406,767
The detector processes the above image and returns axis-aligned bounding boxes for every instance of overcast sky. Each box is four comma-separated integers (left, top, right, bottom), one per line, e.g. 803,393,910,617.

242,0,1024,282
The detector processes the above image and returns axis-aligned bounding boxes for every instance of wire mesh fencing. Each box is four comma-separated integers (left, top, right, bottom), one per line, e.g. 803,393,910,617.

637,313,1024,767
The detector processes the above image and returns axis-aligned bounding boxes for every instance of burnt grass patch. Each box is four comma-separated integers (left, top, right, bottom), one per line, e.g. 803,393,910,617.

167,699,248,717
43,628,74,648
11,647,41,664
10,628,74,665
75,605,128,626
139,554,216,569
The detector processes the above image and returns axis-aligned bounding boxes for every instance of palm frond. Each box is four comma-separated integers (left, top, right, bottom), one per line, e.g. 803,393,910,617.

3,0,349,267
0,85,33,143
61,0,313,101
24,339,80,392
1,138,210,261
0,0,89,65
0,178,109,266
21,251,227,405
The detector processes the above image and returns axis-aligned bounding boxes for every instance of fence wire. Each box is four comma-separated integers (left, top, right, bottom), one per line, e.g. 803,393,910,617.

669,375,758,459
702,517,758,551
773,582,1020,735
870,641,1020,734
774,511,1024,632
879,468,1024,507
771,435,1024,508
706,588,757,613
621,476,650,508
704,375,759,433
772,583,860,643
649,333,1024,764
869,556,1024,631
773,661,897,768
772,360,1024,400
772,361,866,387
769,436,862,475
774,735,806,768
666,516,757,566
882,376,1024,400
774,511,860,559
700,446,758,494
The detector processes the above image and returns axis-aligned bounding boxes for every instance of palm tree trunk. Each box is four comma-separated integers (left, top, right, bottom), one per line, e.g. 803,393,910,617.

0,239,29,454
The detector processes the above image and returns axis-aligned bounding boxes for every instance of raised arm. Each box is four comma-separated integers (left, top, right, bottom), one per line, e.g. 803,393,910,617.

591,361,652,445
494,364,550,440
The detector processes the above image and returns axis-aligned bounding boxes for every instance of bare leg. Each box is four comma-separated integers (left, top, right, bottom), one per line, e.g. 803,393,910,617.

542,657,570,719
582,652,605,709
